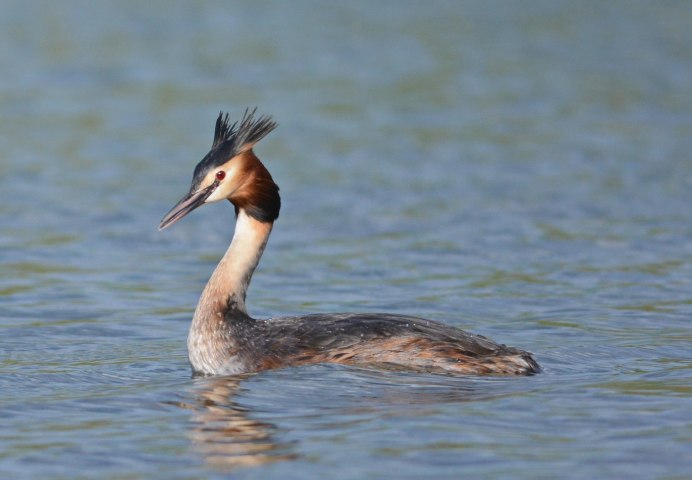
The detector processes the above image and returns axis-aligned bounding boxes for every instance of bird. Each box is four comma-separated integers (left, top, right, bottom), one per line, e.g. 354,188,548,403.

159,109,540,377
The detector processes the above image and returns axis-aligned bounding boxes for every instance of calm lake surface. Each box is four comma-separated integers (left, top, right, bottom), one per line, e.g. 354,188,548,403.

1,1,691,478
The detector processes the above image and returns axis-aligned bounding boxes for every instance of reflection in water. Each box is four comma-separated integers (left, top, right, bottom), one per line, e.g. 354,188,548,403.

168,366,523,471
176,375,297,471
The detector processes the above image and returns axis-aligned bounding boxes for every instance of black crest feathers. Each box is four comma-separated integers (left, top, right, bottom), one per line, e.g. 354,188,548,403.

212,108,277,152
190,108,278,195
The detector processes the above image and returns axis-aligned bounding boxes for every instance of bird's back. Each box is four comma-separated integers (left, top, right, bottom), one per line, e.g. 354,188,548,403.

229,312,540,376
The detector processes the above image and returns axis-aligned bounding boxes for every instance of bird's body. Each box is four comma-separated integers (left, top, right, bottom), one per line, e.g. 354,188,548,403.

160,110,540,377
191,310,539,376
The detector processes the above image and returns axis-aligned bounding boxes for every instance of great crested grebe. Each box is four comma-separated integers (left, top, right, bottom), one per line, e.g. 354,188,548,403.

159,109,540,377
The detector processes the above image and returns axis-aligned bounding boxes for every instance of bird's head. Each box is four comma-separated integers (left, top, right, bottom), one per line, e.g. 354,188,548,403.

159,109,280,230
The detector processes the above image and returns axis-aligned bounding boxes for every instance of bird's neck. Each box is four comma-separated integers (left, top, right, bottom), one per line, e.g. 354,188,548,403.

193,208,273,325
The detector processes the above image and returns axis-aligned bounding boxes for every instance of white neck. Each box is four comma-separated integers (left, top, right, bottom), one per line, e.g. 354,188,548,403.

192,209,273,325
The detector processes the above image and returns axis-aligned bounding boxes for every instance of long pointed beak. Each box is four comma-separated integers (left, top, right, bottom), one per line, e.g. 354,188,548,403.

158,184,215,230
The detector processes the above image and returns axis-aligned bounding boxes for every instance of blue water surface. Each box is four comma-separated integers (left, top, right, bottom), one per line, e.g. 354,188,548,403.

1,1,691,479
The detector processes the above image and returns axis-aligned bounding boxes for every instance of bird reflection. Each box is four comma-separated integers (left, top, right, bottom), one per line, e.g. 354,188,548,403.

177,375,297,471
168,365,525,471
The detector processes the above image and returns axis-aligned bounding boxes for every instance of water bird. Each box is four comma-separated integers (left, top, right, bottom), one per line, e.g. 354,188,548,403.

159,109,540,376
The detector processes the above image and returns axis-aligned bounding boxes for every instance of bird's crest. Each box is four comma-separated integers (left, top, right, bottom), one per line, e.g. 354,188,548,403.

212,108,277,154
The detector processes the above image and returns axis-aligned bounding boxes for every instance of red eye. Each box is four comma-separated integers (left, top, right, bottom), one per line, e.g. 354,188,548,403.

215,170,226,181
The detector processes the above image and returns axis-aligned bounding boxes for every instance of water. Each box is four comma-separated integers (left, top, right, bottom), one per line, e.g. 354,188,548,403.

1,1,691,478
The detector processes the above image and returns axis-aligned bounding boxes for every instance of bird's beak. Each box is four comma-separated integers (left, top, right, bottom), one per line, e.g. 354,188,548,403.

158,184,216,230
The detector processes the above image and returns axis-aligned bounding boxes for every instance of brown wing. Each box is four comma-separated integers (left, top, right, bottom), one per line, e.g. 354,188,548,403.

232,313,539,375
